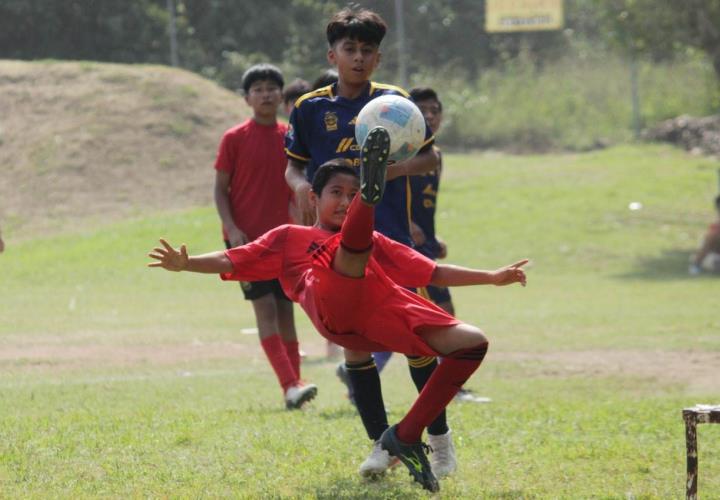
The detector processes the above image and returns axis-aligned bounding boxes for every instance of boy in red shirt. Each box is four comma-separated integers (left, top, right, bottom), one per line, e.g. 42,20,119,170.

149,127,528,492
213,63,315,410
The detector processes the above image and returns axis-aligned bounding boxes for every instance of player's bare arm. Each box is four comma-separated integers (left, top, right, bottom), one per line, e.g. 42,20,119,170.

148,239,232,274
285,159,316,225
214,170,248,247
431,259,528,287
386,146,439,181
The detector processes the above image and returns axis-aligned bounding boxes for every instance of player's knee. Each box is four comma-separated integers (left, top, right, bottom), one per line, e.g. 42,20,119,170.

343,349,372,363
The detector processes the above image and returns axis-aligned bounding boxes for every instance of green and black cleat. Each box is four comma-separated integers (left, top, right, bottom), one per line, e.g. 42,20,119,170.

379,424,439,493
359,126,390,205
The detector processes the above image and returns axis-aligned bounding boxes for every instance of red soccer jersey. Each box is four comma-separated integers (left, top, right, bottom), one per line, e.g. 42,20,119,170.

214,119,292,241
221,225,458,356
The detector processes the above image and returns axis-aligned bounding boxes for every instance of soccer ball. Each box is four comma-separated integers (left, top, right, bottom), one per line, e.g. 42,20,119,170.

355,95,426,163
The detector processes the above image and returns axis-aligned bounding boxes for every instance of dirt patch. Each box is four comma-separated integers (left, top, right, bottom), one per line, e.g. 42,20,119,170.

0,60,250,237
1,337,717,392
494,350,720,392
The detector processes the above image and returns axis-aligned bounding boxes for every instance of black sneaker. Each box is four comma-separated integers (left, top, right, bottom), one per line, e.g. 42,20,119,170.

379,424,439,492
360,126,390,205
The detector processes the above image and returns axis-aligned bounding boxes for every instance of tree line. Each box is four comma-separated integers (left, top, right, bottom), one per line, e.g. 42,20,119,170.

2,0,719,90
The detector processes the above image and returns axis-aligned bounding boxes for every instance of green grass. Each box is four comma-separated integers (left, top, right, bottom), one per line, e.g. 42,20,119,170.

1,144,719,497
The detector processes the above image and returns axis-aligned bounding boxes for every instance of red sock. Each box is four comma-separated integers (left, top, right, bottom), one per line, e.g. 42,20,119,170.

283,339,301,379
340,194,375,253
260,334,299,393
396,343,488,443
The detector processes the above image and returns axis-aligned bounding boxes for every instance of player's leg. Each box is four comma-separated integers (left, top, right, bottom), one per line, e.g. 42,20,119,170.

380,323,488,491
274,289,301,379
252,288,316,409
332,126,390,279
342,348,399,477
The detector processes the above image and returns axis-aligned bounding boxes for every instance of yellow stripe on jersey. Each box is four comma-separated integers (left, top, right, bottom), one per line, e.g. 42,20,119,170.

294,85,334,108
285,148,310,162
406,176,412,232
417,287,431,301
407,355,436,368
370,82,410,97
419,134,436,150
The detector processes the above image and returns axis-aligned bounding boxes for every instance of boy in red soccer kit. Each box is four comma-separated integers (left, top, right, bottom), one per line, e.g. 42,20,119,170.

149,127,528,492
213,63,316,410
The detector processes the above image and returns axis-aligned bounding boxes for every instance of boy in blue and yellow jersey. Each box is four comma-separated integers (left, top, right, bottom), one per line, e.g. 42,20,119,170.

410,87,492,406
285,7,458,480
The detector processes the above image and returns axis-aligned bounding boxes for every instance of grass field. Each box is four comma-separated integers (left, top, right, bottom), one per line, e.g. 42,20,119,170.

1,144,719,498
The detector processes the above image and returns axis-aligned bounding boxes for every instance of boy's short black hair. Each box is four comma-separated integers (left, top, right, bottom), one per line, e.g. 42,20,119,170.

283,78,311,105
312,158,359,194
241,63,284,94
410,87,443,112
312,69,339,90
326,7,387,47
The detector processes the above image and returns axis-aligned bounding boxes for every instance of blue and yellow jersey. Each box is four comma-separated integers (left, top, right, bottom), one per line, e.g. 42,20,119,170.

285,81,434,245
410,147,442,259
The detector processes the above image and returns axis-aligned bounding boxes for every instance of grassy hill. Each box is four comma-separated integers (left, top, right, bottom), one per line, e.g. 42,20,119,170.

0,60,250,237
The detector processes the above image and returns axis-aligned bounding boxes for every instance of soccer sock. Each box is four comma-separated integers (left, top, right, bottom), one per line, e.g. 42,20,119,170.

260,334,299,393
346,358,389,441
407,355,449,436
282,339,301,379
340,194,375,253
372,351,393,373
397,343,488,443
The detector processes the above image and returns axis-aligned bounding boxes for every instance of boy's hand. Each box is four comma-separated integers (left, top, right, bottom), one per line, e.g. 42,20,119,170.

295,183,316,226
437,237,448,259
226,226,248,248
493,259,529,287
148,239,189,272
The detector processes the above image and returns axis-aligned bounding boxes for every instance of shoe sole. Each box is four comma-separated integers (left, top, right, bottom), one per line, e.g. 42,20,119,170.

360,127,390,205
285,386,318,410
379,426,439,492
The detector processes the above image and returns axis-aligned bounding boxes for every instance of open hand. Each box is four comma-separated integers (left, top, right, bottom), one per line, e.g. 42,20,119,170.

493,259,529,287
148,239,189,272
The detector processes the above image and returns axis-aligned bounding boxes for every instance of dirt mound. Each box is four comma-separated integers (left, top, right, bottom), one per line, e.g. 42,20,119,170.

0,60,251,237
644,114,720,157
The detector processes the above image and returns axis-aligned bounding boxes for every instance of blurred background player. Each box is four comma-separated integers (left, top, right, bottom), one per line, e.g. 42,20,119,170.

214,63,316,410
284,7,458,478
409,87,491,404
0,224,4,253
282,78,311,116
311,68,339,90
689,194,720,275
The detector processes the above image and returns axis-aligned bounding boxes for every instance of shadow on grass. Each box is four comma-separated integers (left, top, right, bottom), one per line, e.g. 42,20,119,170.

614,248,719,281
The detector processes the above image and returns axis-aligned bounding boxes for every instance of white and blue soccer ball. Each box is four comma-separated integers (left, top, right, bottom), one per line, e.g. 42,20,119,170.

355,94,426,163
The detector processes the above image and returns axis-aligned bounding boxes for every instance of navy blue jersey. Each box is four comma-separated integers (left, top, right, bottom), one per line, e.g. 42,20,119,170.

285,81,434,245
410,148,442,258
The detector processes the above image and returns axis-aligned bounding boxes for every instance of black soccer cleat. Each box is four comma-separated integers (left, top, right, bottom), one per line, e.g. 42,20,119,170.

360,126,390,205
379,424,439,492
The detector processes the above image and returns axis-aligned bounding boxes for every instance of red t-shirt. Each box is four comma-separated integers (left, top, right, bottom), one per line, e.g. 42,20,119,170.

214,119,292,241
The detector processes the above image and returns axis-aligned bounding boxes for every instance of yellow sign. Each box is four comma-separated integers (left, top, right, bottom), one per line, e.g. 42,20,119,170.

486,0,564,33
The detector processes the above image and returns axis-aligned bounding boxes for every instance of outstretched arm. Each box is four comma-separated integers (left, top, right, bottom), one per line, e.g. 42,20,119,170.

430,259,528,287
148,239,232,274
386,146,440,181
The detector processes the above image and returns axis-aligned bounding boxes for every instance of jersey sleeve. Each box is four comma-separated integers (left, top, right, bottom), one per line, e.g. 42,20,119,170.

214,129,236,172
372,233,437,287
285,105,311,163
220,225,289,282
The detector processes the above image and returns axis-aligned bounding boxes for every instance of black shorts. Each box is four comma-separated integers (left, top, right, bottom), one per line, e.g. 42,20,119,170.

224,240,291,302
419,285,452,305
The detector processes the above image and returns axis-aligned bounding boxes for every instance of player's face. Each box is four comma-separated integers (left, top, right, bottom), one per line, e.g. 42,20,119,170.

245,79,282,119
416,99,443,135
327,38,381,86
314,173,360,231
